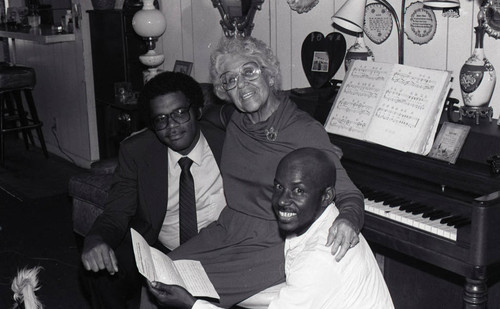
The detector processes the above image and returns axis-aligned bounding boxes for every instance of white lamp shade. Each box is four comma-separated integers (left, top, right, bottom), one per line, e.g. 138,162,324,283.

132,0,167,38
423,0,460,8
332,0,367,33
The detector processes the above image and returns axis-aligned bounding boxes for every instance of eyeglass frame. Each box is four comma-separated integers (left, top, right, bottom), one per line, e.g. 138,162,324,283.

219,61,262,91
151,103,193,131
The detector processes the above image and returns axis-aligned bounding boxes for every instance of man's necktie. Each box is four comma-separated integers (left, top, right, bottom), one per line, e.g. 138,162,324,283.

178,157,197,244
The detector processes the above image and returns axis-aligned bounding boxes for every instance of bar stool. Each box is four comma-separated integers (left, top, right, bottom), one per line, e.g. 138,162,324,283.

0,65,48,166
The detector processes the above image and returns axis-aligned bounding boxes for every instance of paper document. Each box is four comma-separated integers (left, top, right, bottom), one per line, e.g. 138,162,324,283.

130,228,220,299
324,61,452,155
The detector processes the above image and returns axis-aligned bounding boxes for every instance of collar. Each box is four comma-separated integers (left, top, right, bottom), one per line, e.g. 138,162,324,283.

168,132,207,168
286,204,337,246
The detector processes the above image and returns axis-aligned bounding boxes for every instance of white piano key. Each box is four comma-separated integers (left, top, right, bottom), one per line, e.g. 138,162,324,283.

364,198,458,241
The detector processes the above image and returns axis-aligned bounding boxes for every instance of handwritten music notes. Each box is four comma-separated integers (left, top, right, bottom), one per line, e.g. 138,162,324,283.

325,61,451,155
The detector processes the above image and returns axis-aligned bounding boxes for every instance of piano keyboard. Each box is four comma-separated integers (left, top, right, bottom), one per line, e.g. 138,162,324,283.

362,188,471,241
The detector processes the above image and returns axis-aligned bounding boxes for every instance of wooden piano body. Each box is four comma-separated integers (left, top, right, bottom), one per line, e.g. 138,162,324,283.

329,122,500,308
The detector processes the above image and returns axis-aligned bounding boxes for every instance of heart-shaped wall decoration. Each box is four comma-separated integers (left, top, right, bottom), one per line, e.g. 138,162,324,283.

301,32,346,89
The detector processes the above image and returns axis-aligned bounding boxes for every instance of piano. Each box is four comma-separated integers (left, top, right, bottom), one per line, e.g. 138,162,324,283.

328,124,500,309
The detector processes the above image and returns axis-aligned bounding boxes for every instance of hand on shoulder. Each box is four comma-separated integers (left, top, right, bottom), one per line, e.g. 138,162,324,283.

326,217,360,262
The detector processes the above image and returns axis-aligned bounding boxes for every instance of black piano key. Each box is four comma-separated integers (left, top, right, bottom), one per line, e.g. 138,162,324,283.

422,209,443,218
429,211,451,221
406,204,431,214
445,216,467,226
373,193,394,203
383,197,407,206
410,205,433,215
399,202,420,211
394,200,413,208
440,215,461,224
447,217,470,227
365,191,387,200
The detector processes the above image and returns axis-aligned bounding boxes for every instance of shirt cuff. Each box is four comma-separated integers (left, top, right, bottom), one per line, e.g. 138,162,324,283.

192,299,222,309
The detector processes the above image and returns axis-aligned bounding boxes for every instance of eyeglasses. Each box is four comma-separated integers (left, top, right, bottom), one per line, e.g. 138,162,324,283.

151,104,192,131
219,61,261,91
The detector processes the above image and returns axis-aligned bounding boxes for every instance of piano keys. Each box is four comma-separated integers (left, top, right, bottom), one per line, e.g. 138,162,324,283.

329,132,500,309
362,187,461,241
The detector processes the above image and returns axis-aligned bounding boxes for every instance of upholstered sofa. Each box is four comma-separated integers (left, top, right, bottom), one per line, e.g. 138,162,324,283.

68,84,337,237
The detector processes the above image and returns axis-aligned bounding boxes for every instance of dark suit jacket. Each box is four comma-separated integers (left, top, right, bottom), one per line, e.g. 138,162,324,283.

87,120,226,249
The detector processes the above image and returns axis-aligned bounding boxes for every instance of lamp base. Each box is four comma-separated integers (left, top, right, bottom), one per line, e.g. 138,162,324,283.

143,68,163,84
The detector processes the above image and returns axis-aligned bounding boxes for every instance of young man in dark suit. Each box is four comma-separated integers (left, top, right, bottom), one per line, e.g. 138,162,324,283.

80,71,227,308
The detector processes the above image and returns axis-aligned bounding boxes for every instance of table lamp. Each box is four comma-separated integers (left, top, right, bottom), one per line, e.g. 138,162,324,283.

132,0,167,82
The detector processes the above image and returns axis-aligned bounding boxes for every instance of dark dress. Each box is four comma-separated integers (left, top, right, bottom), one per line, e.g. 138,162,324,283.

169,95,364,307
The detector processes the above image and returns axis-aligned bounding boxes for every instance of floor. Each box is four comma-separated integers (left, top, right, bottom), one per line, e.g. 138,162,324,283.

0,135,91,308
1,134,500,308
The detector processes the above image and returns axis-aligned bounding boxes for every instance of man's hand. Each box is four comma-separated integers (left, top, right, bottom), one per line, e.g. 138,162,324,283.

326,218,359,262
146,281,196,309
81,236,119,275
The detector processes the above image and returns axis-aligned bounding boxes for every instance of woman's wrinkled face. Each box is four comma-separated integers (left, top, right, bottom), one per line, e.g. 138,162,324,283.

218,54,272,115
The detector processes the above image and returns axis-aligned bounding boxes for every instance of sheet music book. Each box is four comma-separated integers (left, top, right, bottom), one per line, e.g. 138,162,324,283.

130,228,220,299
324,61,452,155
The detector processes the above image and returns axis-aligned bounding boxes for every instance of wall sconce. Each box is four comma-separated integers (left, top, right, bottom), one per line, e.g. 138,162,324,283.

211,0,265,37
132,0,167,82
331,0,459,65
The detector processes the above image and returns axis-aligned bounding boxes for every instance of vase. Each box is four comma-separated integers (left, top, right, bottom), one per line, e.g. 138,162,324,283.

459,25,496,108
344,33,374,72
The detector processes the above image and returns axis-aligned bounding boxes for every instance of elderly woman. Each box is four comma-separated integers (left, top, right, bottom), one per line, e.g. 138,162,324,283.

168,36,364,307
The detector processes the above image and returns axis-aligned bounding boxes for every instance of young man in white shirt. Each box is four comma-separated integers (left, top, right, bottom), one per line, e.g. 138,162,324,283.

146,147,394,309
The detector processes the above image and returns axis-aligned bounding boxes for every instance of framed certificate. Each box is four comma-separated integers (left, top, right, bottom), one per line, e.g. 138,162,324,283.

364,3,393,44
428,122,470,164
404,1,437,45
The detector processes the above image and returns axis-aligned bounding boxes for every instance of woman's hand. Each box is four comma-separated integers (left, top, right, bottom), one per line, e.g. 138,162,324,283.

146,281,196,309
326,218,360,262
286,0,319,13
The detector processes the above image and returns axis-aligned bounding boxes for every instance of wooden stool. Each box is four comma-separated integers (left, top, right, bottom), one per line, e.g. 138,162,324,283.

0,65,48,166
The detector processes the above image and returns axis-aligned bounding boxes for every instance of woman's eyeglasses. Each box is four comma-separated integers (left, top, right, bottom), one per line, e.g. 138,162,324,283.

219,62,261,91
151,104,192,131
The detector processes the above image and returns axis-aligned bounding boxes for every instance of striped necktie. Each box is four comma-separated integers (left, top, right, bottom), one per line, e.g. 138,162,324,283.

178,157,197,244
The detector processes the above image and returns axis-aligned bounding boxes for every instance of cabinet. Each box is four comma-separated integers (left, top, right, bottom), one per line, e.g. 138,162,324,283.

88,8,146,158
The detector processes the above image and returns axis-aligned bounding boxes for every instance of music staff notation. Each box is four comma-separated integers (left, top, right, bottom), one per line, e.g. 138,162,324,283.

351,65,388,81
391,72,437,90
374,107,420,128
383,89,427,110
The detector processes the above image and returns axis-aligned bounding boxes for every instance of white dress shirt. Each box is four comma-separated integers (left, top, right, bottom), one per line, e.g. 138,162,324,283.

193,205,394,309
158,132,226,250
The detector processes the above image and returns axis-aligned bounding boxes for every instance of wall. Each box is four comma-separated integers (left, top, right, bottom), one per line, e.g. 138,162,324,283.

9,0,500,165
157,0,500,115
8,0,98,168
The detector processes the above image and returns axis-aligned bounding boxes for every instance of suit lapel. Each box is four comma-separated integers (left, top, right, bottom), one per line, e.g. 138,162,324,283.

142,132,169,232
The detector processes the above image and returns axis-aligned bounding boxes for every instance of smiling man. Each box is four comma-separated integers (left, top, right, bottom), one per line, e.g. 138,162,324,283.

146,147,394,309
268,147,394,308
80,71,227,308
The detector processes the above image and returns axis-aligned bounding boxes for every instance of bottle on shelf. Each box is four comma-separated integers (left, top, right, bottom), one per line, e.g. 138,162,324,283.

27,2,41,28
63,9,73,33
